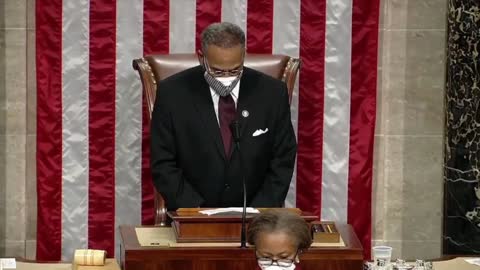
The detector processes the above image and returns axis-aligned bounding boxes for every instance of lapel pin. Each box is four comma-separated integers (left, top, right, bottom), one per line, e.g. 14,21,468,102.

242,110,249,118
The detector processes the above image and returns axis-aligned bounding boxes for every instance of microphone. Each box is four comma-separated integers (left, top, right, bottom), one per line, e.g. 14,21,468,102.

230,120,241,145
229,120,247,248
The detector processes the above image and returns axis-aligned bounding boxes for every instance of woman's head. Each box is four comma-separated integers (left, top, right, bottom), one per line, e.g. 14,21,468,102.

247,210,312,269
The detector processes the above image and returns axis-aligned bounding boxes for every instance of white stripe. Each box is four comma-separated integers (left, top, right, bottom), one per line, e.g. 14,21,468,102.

272,0,300,58
61,0,89,261
221,0,247,35
170,0,196,53
321,0,352,223
272,0,300,208
115,0,144,260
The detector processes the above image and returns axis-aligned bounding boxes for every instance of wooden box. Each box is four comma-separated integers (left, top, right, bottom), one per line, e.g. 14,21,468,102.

311,221,340,243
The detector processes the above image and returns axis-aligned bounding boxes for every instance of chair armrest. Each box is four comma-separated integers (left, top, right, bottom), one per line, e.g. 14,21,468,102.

154,192,168,226
132,58,157,116
282,58,301,104
132,58,168,226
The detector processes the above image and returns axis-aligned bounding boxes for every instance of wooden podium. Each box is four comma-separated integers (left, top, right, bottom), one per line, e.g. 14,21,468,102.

169,208,318,242
119,208,364,270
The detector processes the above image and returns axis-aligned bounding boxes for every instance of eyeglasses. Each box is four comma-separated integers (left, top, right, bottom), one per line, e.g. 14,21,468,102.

256,250,298,267
257,258,295,267
203,57,243,77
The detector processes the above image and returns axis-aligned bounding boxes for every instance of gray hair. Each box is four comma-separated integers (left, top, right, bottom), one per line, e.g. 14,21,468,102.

201,22,246,52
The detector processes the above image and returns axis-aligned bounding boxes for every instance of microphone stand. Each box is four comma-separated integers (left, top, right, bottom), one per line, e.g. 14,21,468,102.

230,120,247,248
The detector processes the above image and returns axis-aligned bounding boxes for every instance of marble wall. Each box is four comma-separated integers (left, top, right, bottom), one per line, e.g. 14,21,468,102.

374,0,446,260
0,0,447,261
0,0,36,259
443,0,480,255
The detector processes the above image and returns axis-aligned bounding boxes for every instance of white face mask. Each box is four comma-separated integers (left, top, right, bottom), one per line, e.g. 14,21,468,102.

258,263,296,270
215,76,238,87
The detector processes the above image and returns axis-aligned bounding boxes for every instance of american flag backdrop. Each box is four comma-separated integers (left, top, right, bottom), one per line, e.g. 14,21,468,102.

36,0,379,261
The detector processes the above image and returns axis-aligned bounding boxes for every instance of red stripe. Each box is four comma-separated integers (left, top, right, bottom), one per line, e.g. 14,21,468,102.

35,0,63,261
143,0,169,54
88,0,116,256
296,0,326,217
246,0,273,53
348,0,380,260
195,0,222,51
141,0,169,225
140,102,155,225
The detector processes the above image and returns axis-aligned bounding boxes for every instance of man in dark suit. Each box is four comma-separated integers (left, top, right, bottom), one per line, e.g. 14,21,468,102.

150,22,296,210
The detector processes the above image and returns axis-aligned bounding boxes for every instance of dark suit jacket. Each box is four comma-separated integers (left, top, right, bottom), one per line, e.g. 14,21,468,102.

150,65,297,210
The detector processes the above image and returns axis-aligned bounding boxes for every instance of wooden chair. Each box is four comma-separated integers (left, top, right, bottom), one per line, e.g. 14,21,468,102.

132,53,301,226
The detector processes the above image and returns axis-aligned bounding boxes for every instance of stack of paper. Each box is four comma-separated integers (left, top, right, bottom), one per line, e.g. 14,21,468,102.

199,207,260,215
465,258,480,266
0,258,16,270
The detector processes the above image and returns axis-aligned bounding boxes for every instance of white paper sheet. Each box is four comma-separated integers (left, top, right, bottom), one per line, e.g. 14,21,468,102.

0,258,16,269
199,207,260,215
465,258,480,266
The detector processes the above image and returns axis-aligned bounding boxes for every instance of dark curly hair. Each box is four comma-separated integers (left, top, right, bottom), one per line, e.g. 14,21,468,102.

247,209,312,251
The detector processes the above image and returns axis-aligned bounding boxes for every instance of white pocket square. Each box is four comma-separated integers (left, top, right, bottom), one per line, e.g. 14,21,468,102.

252,128,269,137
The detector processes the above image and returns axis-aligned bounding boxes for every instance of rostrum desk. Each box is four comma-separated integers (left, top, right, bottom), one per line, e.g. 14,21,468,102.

119,211,364,270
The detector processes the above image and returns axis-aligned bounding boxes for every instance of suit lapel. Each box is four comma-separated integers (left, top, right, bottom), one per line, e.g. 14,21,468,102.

190,67,226,160
237,67,258,140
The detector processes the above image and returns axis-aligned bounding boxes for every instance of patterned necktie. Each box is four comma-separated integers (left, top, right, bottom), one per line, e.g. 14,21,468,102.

219,94,236,158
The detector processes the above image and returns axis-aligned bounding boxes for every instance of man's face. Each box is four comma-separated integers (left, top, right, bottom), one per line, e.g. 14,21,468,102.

200,44,244,77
